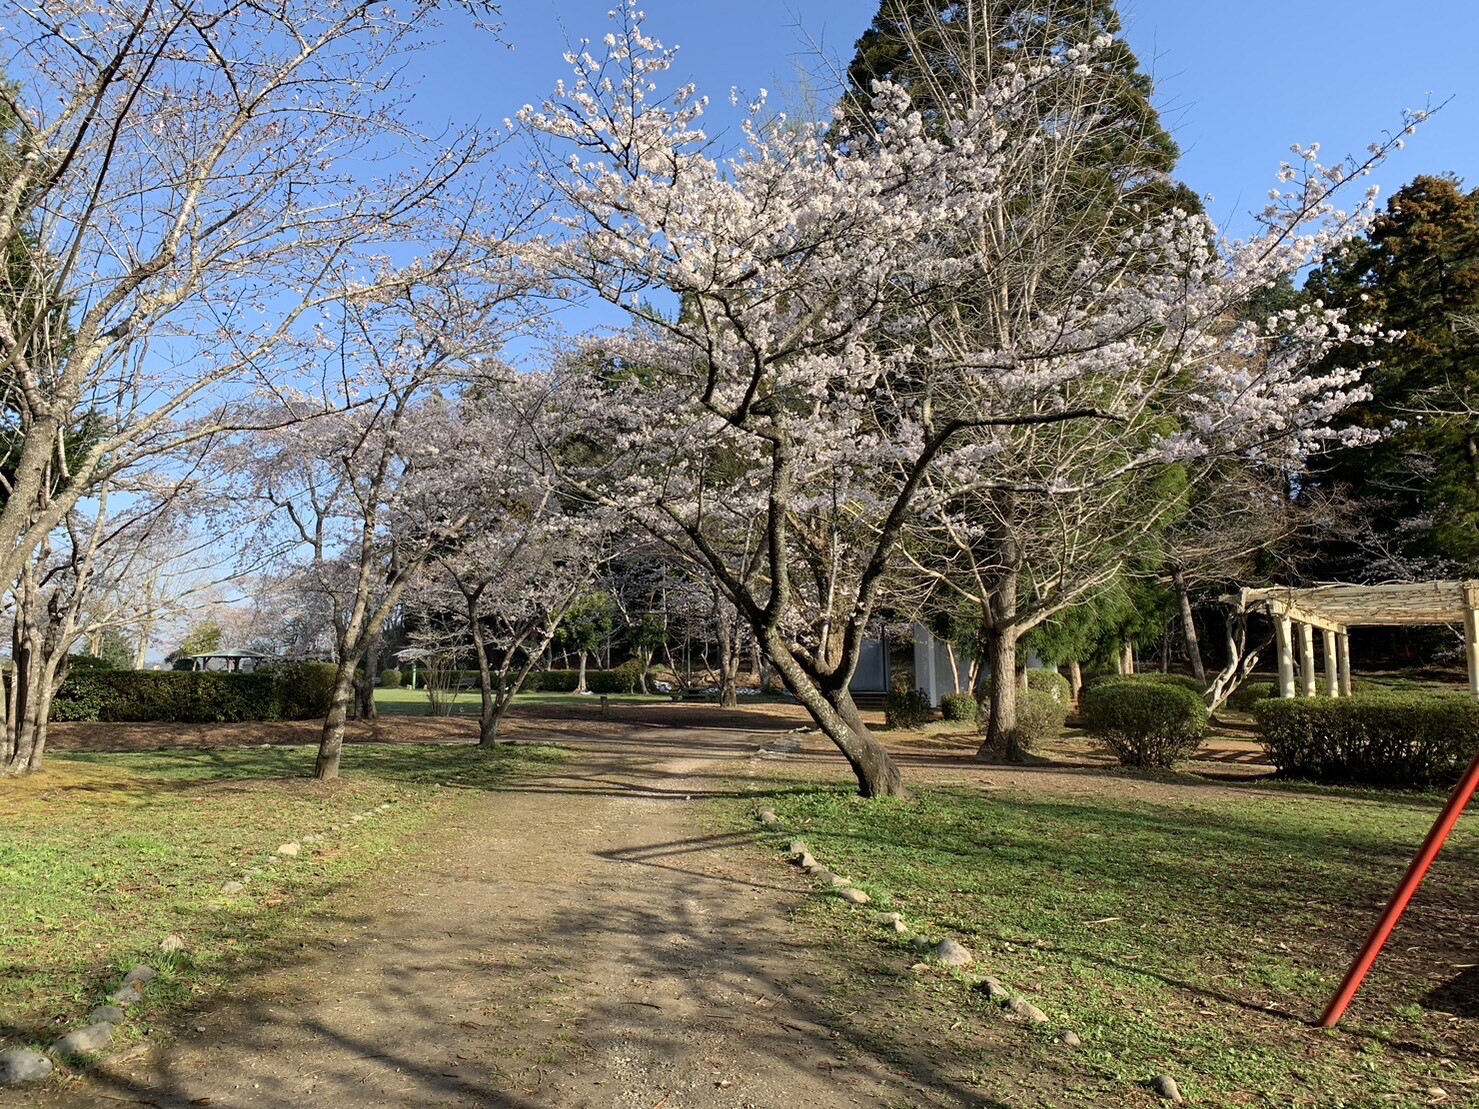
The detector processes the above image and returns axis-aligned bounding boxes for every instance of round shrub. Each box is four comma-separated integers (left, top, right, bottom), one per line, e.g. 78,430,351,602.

379,668,402,689
939,692,978,722
1017,687,1068,750
1226,679,1278,713
1080,680,1210,768
1025,668,1073,705
884,688,934,729
607,658,647,694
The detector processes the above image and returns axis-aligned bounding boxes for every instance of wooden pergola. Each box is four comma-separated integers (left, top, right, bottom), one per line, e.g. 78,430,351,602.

1229,581,1479,700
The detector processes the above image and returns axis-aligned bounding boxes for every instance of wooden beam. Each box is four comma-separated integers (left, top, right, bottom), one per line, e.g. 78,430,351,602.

1268,599,1346,635
1323,628,1340,699
1298,623,1318,697
1275,615,1296,699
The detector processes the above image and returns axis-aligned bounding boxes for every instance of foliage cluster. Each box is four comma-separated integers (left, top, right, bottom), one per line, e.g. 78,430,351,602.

51,663,338,724
939,692,977,722
1016,688,1070,751
1080,677,1211,767
884,688,935,729
378,669,403,689
1254,692,1479,787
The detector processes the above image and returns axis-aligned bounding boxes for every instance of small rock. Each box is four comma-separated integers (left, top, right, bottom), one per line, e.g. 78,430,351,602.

808,867,835,883
89,1006,126,1025
788,839,809,857
276,842,301,857
796,852,817,870
220,881,246,895
886,918,909,933
836,887,871,905
909,935,934,950
107,984,143,1007
974,976,1010,1001
757,807,778,824
0,1047,53,1086
330,824,342,832
828,874,853,888
158,934,186,955
1150,1074,1184,1103
1005,997,1049,1024
933,938,975,967
122,965,157,987
871,911,903,925
54,1022,115,1056
378,803,392,811
909,962,930,973
1057,1030,1082,1047
194,1025,207,1033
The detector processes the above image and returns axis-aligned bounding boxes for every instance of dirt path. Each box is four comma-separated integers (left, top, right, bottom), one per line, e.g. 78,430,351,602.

53,721,981,1109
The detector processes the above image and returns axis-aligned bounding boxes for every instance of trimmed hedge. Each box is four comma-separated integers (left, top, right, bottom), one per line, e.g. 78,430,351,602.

52,662,339,723
1254,692,1479,788
1089,671,1206,696
1080,679,1210,768
379,669,403,689
940,692,978,722
884,688,934,729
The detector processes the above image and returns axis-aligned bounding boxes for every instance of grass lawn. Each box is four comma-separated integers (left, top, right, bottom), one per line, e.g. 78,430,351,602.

373,686,670,715
747,777,1477,1107
0,741,565,1052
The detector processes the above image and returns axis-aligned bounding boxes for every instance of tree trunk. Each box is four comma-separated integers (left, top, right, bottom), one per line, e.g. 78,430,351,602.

575,649,588,694
355,635,380,720
1171,567,1206,684
1068,659,1083,702
315,662,359,780
716,607,740,708
764,634,904,798
977,622,1024,762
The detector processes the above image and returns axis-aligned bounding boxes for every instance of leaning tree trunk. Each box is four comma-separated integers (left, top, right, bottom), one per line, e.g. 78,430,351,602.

315,661,360,780
765,634,904,798
1170,567,1206,684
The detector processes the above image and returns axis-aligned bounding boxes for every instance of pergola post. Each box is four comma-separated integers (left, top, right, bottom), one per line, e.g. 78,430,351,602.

1337,632,1352,698
1466,605,1479,702
1275,615,1296,699
1298,622,1318,697
1322,628,1340,698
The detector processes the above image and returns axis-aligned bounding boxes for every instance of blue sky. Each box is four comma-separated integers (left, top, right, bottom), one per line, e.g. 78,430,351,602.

419,0,1478,240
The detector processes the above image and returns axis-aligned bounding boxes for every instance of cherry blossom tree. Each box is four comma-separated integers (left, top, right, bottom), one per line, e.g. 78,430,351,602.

0,0,506,599
520,6,1422,796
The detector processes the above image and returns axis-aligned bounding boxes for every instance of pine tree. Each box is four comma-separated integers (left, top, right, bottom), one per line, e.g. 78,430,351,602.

844,0,1200,218
1306,174,1479,574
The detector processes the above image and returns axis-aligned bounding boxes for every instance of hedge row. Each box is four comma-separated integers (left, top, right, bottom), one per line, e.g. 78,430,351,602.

1253,692,1479,788
414,662,649,695
52,663,339,724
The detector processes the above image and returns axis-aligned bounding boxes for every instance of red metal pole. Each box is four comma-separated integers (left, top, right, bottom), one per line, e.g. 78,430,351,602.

1319,749,1479,1028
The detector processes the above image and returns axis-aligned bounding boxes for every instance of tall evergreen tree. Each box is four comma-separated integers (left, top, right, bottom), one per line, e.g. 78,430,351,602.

1306,174,1479,575
845,0,1200,219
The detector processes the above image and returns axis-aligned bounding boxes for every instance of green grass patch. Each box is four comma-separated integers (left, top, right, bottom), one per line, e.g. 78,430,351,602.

0,741,566,1048
750,778,1477,1107
372,687,669,716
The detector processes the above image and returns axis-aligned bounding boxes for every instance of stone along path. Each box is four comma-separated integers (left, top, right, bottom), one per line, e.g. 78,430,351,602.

44,722,984,1108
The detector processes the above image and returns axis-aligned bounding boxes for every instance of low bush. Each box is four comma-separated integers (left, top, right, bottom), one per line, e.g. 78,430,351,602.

605,659,648,694
1088,671,1205,696
1017,688,1068,751
65,654,120,673
939,692,978,722
51,662,338,724
1025,668,1073,705
884,688,934,729
1254,692,1479,788
1080,680,1210,768
378,668,402,689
